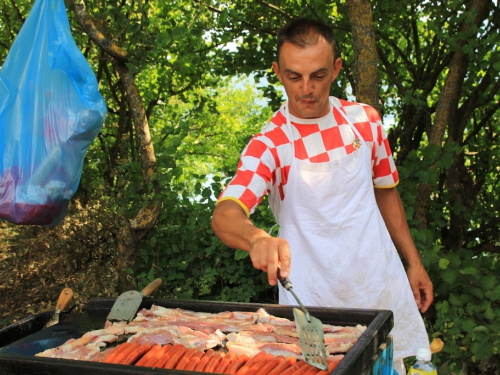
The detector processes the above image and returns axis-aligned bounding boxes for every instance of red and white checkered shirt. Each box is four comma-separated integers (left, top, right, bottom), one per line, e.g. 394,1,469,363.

218,97,399,216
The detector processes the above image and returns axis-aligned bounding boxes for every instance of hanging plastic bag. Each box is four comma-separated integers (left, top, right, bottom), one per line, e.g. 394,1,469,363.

0,0,107,226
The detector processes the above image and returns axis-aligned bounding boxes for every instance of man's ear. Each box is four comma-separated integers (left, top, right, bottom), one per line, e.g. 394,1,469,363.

332,57,343,82
272,61,282,82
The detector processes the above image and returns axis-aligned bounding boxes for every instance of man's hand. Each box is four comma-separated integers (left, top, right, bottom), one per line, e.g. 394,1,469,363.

211,200,291,286
249,235,291,286
406,264,434,313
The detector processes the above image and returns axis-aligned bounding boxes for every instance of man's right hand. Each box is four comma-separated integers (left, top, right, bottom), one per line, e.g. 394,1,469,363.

211,200,291,286
249,234,291,286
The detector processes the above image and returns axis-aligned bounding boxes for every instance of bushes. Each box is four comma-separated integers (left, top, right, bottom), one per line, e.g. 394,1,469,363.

133,178,277,304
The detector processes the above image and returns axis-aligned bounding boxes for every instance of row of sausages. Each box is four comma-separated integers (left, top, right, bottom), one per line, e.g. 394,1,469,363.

101,342,341,374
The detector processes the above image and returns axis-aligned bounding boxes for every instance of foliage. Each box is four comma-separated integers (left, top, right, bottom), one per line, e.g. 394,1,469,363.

1,1,500,373
131,77,278,303
398,142,500,372
133,178,278,304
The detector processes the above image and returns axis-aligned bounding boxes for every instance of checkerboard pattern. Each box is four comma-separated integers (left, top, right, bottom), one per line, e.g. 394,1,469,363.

218,97,398,216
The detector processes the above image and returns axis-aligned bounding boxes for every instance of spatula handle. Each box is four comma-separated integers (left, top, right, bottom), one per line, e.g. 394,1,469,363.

55,288,73,312
277,268,293,291
141,278,163,297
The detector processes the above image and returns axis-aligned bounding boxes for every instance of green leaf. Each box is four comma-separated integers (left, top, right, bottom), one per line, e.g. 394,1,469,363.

471,340,493,360
485,285,500,301
460,267,478,276
481,275,497,290
484,306,496,321
462,44,474,55
436,151,455,169
473,326,490,334
125,62,139,74
449,293,463,306
470,287,484,299
422,144,441,163
439,258,450,269
234,249,249,261
441,268,458,284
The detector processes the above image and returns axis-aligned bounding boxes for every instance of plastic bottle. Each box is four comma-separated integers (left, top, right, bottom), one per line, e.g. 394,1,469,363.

409,348,438,375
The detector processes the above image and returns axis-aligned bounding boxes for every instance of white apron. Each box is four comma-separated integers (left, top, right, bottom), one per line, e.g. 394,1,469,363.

276,98,429,360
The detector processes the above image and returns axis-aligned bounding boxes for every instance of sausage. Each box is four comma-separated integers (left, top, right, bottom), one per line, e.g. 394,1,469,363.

254,355,285,375
163,345,188,369
201,349,216,362
110,342,140,364
302,365,322,375
102,342,131,363
184,351,205,371
120,344,152,365
235,351,267,375
214,352,236,374
316,359,341,375
204,352,223,373
175,348,200,370
226,354,251,374
279,360,308,375
267,356,297,375
143,344,173,367
194,349,215,372
194,349,217,372
135,344,162,367
291,362,319,375
155,344,185,368
243,353,275,375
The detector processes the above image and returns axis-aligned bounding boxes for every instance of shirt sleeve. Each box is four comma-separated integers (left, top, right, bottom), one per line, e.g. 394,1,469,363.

372,117,399,188
217,136,275,216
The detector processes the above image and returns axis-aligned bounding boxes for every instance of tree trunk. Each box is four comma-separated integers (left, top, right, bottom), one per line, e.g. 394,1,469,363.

413,0,491,231
345,0,379,111
66,0,161,291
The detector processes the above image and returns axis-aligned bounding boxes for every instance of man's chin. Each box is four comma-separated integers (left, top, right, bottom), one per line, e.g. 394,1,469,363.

296,108,322,119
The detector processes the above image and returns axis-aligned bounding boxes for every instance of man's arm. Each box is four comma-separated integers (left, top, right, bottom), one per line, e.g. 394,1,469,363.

211,200,291,285
374,187,434,313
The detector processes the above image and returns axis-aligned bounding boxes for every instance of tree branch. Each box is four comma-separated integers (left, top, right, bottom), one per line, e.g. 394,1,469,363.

376,45,406,95
256,0,293,20
64,0,128,63
9,0,25,23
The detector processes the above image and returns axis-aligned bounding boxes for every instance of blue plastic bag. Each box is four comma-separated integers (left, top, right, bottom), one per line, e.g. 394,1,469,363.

0,0,107,225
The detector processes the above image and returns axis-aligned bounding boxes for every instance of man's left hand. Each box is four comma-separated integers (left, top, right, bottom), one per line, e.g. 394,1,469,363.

406,264,434,313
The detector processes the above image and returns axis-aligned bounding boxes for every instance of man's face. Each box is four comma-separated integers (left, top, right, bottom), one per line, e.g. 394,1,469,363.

273,38,342,119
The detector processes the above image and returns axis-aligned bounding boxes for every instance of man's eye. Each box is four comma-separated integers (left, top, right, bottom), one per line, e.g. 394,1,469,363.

314,75,326,80
288,76,300,81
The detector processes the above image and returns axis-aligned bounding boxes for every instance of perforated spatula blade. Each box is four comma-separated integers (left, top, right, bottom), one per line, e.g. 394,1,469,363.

278,269,328,370
293,307,328,370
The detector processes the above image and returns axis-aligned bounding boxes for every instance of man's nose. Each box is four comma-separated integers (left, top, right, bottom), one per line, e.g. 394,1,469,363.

301,78,314,94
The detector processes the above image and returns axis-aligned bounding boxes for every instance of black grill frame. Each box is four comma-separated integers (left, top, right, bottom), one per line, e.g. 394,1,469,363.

0,298,393,375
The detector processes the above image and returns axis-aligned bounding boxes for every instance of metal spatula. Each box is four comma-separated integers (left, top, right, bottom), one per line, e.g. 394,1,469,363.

107,278,162,322
44,287,74,328
278,269,328,370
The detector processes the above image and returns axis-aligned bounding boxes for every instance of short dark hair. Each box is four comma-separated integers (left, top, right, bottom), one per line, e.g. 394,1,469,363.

277,18,336,62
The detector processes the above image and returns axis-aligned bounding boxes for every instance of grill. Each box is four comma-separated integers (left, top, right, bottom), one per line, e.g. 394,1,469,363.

0,298,394,374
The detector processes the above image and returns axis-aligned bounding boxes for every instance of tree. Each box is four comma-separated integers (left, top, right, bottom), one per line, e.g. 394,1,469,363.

345,0,379,110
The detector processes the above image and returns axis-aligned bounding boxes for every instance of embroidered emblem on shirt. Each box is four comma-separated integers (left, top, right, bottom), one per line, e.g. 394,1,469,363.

353,138,361,150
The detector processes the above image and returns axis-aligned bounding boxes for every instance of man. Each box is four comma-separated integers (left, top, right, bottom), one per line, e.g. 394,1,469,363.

211,18,433,374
